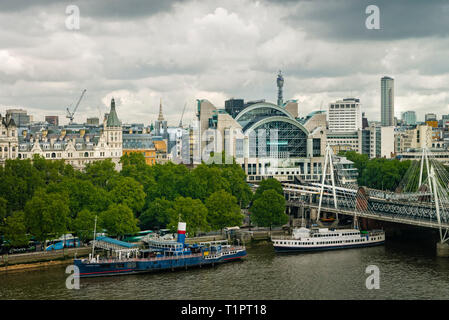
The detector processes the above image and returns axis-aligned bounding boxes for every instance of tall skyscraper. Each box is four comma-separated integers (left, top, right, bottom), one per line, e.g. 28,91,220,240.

381,76,394,126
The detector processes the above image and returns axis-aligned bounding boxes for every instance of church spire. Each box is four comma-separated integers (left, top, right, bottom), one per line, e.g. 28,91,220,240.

106,97,121,127
158,98,165,121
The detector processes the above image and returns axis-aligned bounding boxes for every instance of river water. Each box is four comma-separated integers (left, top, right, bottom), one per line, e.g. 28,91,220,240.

1,238,449,300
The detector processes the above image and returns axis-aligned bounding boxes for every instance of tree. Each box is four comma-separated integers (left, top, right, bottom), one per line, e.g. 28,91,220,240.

109,176,146,215
146,163,189,201
184,164,231,201
83,159,118,189
139,198,173,230
221,165,253,208
99,204,139,238
167,197,209,236
254,178,283,201
341,151,411,191
47,178,111,220
0,159,44,212
73,209,98,243
0,197,7,227
250,189,287,230
24,189,70,243
120,152,156,190
2,211,30,247
205,190,243,231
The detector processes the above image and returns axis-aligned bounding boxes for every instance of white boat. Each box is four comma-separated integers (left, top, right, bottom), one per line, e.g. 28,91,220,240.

271,227,385,253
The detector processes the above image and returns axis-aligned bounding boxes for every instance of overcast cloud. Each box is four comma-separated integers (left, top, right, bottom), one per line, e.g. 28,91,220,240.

1,0,449,125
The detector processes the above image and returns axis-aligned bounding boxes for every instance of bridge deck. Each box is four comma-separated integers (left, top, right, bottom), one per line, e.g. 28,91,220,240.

288,201,449,230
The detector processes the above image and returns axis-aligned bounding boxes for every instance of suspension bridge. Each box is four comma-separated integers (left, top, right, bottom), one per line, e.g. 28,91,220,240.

282,146,449,257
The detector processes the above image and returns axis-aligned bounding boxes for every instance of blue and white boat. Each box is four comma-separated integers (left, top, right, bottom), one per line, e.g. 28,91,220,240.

74,222,247,278
271,227,385,253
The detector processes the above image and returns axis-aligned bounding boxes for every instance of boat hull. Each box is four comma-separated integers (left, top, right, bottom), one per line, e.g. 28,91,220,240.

273,240,385,253
74,250,247,278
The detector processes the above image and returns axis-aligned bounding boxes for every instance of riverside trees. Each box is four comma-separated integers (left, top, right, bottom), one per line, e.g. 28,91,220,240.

340,151,411,191
250,179,288,230
0,153,254,247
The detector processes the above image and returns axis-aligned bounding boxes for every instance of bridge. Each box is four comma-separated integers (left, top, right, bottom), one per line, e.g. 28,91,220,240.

282,146,449,256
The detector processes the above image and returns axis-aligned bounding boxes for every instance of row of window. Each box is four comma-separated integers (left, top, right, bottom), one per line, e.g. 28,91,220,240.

275,238,369,245
0,146,16,152
1,130,15,136
17,151,121,159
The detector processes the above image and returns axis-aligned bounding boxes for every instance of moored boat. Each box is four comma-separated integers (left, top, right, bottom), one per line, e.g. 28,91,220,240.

271,227,385,253
74,222,247,278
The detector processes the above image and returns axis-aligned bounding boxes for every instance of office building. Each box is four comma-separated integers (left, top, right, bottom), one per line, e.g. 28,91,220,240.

45,116,59,126
401,111,416,126
328,98,362,132
381,76,394,126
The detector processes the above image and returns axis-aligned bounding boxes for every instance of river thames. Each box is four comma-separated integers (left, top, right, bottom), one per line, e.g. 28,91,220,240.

1,237,449,300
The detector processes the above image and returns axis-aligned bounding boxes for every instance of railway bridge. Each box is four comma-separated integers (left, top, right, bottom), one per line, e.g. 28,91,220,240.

282,147,449,257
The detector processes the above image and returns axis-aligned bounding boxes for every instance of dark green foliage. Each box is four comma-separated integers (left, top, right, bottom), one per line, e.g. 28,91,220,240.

167,197,209,236
250,189,288,229
254,178,283,200
99,203,139,237
342,151,412,191
72,209,98,242
139,198,173,230
0,154,254,243
24,189,70,242
205,190,243,230
2,211,30,247
109,176,146,215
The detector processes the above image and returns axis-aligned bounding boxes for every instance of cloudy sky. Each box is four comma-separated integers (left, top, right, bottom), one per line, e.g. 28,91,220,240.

1,0,449,125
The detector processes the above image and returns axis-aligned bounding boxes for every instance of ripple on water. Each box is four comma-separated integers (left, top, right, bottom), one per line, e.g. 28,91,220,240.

1,240,449,300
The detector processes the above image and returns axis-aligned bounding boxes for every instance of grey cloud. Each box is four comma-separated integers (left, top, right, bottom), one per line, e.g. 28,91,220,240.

281,0,449,41
0,0,179,18
2,0,449,125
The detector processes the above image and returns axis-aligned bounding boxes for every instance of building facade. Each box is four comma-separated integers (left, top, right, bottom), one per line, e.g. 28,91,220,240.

401,111,416,126
396,124,433,152
195,98,330,183
328,98,362,132
16,98,123,170
381,76,394,126
0,114,18,165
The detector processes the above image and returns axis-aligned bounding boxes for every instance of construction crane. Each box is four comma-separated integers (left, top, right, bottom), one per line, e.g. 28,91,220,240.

179,102,187,127
66,89,87,124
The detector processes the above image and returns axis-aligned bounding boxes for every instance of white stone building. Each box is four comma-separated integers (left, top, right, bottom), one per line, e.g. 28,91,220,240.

0,114,19,165
16,98,123,170
328,98,362,132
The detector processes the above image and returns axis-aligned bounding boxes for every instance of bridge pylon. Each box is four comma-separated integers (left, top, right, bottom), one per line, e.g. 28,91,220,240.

317,144,338,222
429,166,449,256
418,148,433,193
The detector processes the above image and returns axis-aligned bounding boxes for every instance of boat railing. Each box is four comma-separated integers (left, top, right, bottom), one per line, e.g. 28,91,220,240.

80,252,204,264
270,235,299,240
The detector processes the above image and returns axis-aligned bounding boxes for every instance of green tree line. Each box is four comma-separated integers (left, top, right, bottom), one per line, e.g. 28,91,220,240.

0,153,288,249
340,151,412,191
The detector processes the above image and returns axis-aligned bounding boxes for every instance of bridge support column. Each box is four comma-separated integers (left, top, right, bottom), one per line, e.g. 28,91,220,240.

436,242,449,257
